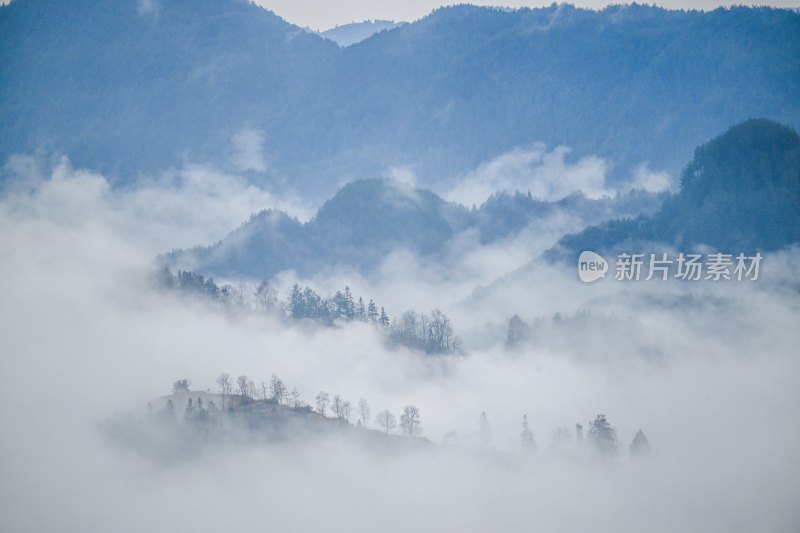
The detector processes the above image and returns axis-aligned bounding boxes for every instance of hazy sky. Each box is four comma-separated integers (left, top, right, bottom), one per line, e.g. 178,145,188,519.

0,1,796,29
253,1,799,30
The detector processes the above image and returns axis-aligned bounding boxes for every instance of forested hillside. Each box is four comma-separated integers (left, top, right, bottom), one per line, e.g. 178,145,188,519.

2,1,798,197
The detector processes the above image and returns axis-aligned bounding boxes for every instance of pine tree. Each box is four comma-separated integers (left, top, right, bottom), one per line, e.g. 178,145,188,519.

507,314,526,346
344,286,355,319
356,297,366,321
161,399,176,425
520,414,536,450
367,300,379,323
379,307,390,327
630,429,652,457
288,283,304,319
588,414,618,458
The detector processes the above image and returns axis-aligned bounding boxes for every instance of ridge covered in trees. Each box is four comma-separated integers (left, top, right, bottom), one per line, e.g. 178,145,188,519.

549,119,800,260
105,376,651,463
162,179,665,280
157,268,461,355
3,1,798,197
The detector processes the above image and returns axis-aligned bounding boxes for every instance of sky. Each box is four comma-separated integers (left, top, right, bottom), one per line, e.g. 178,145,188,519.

251,0,800,30
1,0,795,30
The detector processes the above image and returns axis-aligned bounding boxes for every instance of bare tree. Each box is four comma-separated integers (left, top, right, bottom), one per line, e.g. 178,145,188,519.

247,379,256,400
315,391,330,415
254,279,278,312
236,375,251,400
331,395,343,418
357,397,371,428
394,310,419,347
399,405,421,437
376,409,396,434
269,374,287,405
428,309,455,353
341,400,352,422
216,373,232,410
260,381,269,401
288,387,302,408
331,395,351,421
389,309,460,354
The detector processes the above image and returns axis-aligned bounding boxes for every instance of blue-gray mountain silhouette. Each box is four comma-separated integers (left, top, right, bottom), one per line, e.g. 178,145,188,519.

2,1,798,199
549,119,800,260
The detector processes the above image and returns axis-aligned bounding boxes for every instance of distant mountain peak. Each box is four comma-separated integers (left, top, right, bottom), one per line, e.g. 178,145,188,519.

319,19,405,46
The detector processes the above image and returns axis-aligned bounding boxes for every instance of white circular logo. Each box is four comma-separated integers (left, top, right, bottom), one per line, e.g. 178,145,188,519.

578,251,608,283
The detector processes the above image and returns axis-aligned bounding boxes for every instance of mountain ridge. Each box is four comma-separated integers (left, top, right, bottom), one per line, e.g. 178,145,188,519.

547,119,800,260
162,178,666,279
2,1,798,199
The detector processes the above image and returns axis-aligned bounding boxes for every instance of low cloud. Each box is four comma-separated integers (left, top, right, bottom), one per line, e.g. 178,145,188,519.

0,155,313,252
0,158,797,532
446,143,613,205
136,0,159,17
444,144,675,206
230,128,268,173
630,162,672,192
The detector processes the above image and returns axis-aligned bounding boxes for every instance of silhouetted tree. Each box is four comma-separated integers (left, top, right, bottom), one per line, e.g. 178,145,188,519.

161,399,176,425
520,414,536,450
588,414,618,458
507,314,526,346
356,297,366,320
376,410,396,434
173,379,191,393
399,405,421,437
255,279,278,311
269,374,287,404
331,395,346,419
357,397,370,427
184,398,195,421
237,375,252,400
288,387,302,408
315,391,330,415
379,307,390,327
367,300,379,323
630,429,652,457
216,373,233,410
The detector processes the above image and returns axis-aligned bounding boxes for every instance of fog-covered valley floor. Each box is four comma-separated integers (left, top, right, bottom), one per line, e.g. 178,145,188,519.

0,161,798,532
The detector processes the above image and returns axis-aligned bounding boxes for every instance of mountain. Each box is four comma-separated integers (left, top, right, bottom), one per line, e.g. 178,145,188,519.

1,1,799,199
163,179,665,279
548,119,800,260
0,0,339,184
320,20,405,47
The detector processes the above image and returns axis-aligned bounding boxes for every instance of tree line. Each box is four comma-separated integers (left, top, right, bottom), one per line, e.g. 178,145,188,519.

168,375,424,438
452,410,652,460
168,378,651,458
157,268,460,354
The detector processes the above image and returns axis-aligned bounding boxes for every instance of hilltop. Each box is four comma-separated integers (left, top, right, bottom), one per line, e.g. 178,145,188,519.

549,119,800,260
